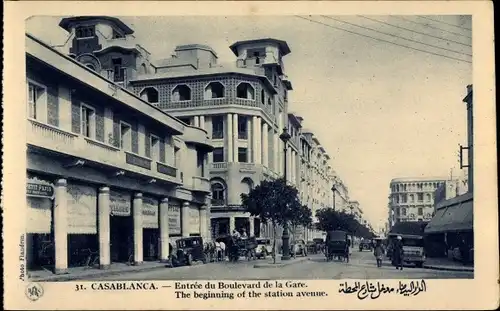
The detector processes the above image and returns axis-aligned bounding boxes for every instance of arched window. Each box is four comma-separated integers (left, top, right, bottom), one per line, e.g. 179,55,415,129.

426,193,431,202
140,87,159,104
204,82,225,99
236,82,255,100
211,182,225,206
139,63,148,75
172,85,191,101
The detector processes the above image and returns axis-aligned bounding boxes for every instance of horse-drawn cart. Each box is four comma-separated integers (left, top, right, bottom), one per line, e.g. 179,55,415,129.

325,230,350,263
228,236,258,262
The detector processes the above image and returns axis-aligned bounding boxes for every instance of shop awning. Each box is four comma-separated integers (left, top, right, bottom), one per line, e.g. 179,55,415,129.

424,194,473,234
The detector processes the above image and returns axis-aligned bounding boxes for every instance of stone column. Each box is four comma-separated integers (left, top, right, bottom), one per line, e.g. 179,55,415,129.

227,114,233,162
274,131,280,174
262,122,269,167
159,198,170,262
54,179,68,274
233,113,239,161
199,206,208,241
252,116,258,164
194,116,200,128
133,193,143,265
229,216,235,234
182,202,190,237
98,186,111,269
247,117,252,161
249,217,255,237
199,116,205,130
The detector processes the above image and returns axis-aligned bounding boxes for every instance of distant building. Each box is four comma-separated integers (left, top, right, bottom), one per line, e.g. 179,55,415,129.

388,177,448,230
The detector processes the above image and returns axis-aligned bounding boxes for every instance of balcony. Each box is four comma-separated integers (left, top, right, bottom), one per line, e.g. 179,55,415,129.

27,119,181,185
192,176,210,193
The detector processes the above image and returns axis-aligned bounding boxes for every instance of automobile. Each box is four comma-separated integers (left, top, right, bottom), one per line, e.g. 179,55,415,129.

170,236,207,267
291,239,308,256
359,239,372,252
255,238,273,259
387,234,426,268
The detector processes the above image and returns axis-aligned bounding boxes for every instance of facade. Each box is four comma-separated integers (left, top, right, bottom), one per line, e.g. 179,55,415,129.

26,25,213,275
46,15,356,243
388,177,447,230
424,85,474,259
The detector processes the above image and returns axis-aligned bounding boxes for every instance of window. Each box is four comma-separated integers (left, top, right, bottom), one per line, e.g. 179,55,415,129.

238,148,248,163
417,193,424,202
150,134,160,161
112,58,125,82
75,26,95,38
418,207,423,216
139,63,148,75
197,151,205,177
172,85,191,101
27,81,46,120
212,116,224,139
211,182,225,205
402,208,407,216
417,184,423,190
395,208,400,216
213,147,224,163
409,194,414,203
401,194,407,203
140,87,159,104
236,83,255,100
426,193,431,202
81,104,96,138
238,116,248,139
261,89,265,104
120,122,132,152
204,82,225,99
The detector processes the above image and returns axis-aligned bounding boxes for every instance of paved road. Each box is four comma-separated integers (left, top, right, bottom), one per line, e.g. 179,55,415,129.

97,249,472,280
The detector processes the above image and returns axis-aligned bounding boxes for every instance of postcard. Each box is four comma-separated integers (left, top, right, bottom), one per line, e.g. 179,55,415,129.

2,1,498,310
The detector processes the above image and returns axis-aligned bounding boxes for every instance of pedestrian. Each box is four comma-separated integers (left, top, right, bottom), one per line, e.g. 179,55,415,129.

232,229,241,239
373,240,384,268
392,236,404,270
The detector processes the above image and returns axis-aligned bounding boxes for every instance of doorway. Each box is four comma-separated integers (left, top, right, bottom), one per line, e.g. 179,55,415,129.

110,215,133,263
143,229,159,261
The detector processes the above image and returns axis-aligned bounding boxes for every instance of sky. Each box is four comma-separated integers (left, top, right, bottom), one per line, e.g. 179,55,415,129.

26,15,472,232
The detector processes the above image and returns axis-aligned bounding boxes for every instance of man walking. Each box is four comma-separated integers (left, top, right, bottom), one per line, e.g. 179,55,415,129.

392,236,404,270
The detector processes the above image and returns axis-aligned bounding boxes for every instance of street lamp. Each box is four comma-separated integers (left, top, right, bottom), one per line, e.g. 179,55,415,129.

331,185,337,211
279,127,292,261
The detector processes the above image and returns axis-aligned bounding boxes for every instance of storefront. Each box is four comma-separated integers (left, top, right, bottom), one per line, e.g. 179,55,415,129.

189,205,201,236
109,190,133,263
66,182,98,267
26,175,55,272
168,200,182,249
142,196,159,261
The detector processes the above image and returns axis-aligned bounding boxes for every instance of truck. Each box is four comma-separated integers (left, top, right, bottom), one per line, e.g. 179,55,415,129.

386,222,428,268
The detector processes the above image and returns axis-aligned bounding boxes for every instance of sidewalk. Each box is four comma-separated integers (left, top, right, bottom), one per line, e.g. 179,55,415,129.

28,261,169,282
423,257,474,272
253,256,310,268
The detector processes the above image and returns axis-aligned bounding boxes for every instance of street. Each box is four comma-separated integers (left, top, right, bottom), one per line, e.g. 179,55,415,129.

95,250,473,281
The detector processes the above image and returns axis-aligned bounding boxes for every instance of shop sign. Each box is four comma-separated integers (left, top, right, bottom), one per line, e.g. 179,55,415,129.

189,207,200,234
67,184,97,234
110,191,131,216
142,196,158,229
27,177,54,200
168,203,181,235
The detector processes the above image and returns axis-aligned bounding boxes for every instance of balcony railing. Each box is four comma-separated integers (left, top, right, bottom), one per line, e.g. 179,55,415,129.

192,176,210,193
28,119,180,185
211,162,228,170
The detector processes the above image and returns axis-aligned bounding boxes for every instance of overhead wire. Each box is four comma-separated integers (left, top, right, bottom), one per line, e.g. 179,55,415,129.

321,16,471,57
418,15,472,31
358,15,472,48
392,16,472,39
294,16,472,64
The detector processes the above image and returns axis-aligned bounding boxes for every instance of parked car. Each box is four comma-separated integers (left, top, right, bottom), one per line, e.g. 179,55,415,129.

255,238,273,259
359,240,372,252
170,236,207,267
291,239,308,256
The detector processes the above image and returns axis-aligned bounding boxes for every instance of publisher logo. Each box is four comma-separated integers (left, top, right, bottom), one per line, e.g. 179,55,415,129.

26,283,44,301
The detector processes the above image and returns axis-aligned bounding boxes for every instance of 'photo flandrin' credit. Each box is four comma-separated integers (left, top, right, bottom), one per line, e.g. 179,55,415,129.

2,1,498,310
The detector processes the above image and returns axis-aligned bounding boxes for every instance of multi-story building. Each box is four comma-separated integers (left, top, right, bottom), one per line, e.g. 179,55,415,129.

46,15,351,242
388,177,447,230
25,29,214,276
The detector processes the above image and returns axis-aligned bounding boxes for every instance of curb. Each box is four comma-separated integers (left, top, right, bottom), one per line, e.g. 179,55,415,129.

423,265,474,273
253,257,310,269
30,264,169,282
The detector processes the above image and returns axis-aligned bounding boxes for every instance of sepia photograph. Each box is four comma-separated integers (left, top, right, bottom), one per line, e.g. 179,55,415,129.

3,1,498,310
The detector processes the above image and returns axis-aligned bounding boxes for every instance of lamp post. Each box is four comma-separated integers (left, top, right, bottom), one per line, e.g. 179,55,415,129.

279,128,292,261
331,185,337,211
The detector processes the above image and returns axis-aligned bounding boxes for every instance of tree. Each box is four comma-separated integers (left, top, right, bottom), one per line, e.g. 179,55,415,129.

240,178,301,264
286,203,313,253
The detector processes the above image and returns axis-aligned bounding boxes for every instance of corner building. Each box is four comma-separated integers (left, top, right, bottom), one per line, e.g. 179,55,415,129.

25,18,213,275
